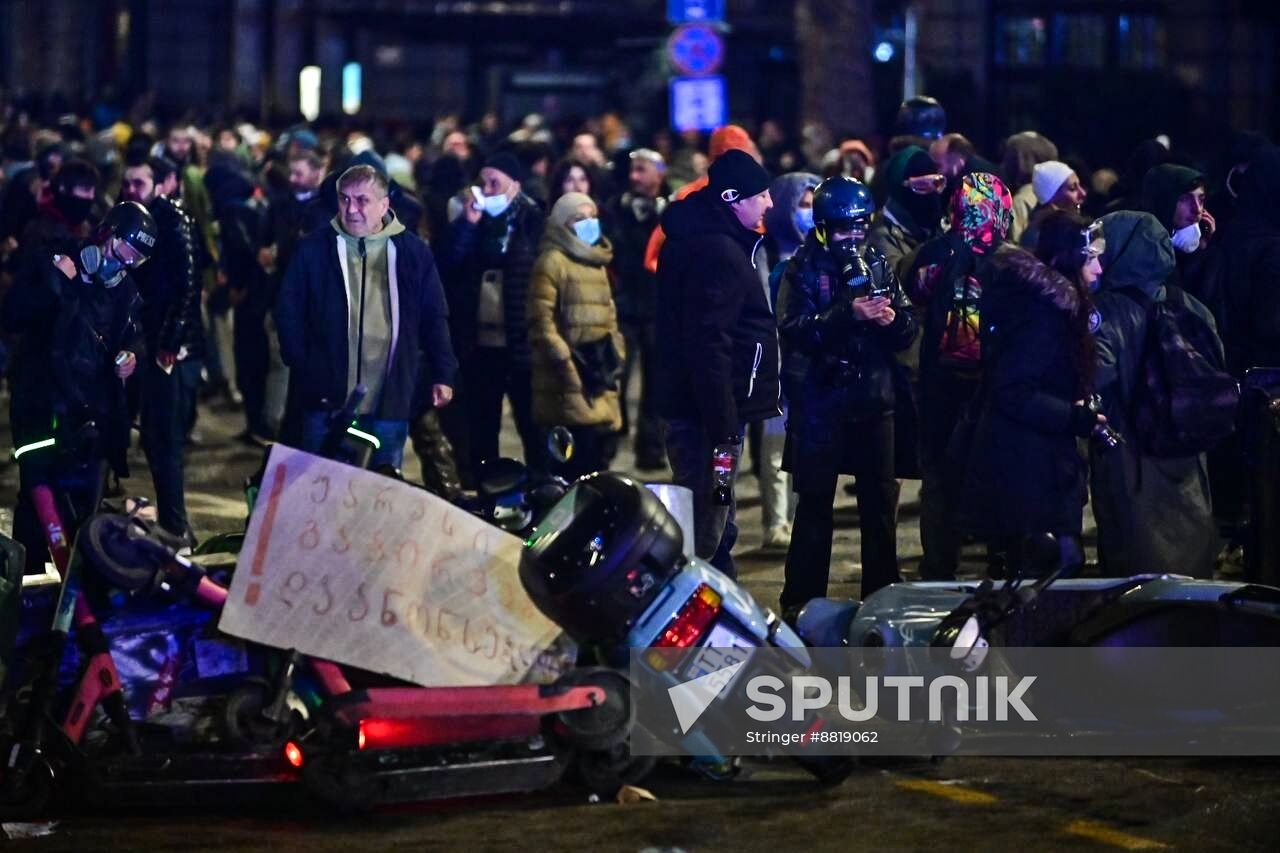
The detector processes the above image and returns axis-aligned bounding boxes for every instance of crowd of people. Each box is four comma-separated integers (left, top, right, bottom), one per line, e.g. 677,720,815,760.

1,94,1276,618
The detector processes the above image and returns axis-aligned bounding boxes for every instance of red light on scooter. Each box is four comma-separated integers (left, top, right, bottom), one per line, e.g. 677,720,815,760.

284,741,304,768
655,584,722,649
358,722,367,750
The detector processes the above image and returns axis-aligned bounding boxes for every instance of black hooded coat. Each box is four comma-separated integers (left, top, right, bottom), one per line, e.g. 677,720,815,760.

1089,211,1219,577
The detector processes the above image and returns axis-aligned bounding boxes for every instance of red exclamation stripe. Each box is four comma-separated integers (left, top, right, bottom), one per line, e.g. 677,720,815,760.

245,462,288,604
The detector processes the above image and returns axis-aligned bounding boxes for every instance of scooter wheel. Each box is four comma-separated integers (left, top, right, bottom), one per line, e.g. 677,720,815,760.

0,755,55,820
792,754,857,787
223,679,291,751
574,743,658,797
553,668,633,751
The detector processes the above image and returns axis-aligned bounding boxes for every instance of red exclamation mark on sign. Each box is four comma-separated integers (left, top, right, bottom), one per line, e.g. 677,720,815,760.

245,462,288,605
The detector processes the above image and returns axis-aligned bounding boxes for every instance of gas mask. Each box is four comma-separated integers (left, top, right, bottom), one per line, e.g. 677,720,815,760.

822,218,869,273
79,241,127,288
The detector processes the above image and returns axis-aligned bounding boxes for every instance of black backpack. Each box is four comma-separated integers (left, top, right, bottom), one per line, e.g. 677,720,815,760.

1122,286,1240,457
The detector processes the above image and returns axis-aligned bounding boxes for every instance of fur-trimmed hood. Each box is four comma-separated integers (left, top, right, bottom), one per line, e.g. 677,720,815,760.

989,243,1085,316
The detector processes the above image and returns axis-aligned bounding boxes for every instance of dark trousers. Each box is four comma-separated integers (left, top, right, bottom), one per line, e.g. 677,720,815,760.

140,358,203,537
619,318,666,468
233,305,270,436
463,346,541,479
410,408,464,500
663,417,741,579
917,372,980,580
781,414,900,609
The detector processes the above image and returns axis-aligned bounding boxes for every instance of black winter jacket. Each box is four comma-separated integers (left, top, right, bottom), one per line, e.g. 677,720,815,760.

607,191,666,322
777,234,917,425
3,253,144,475
134,195,203,358
654,187,780,440
959,245,1092,540
275,224,458,420
440,194,544,366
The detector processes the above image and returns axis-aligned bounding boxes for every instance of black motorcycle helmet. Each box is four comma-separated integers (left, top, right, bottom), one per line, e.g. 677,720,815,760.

812,176,874,257
94,200,158,264
894,95,947,141
519,472,685,644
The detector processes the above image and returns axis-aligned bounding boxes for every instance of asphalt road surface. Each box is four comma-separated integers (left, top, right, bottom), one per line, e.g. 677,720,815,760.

1,393,1277,852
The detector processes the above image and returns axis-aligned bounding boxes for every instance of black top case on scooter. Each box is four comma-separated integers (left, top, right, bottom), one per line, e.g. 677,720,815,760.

519,473,684,644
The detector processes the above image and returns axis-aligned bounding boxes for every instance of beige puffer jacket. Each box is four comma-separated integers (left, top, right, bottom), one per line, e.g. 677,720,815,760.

527,224,625,428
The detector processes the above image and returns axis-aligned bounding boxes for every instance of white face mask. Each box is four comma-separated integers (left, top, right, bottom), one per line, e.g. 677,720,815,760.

1171,221,1202,253
473,186,512,217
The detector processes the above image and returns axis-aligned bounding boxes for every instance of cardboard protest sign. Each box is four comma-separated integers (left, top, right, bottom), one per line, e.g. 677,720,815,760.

218,445,572,686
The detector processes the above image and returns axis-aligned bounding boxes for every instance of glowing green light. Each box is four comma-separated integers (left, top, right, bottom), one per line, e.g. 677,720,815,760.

346,426,382,450
13,437,56,460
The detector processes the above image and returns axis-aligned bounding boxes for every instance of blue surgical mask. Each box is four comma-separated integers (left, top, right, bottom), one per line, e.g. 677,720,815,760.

572,217,601,246
793,207,815,235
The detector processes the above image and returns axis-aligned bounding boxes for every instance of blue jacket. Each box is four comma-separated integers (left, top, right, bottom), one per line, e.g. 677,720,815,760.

276,224,458,420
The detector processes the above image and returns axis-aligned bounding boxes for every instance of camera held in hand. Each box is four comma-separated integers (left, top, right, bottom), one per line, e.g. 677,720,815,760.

1085,394,1125,452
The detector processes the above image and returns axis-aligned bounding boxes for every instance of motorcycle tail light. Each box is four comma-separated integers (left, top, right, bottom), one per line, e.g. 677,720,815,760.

654,584,722,650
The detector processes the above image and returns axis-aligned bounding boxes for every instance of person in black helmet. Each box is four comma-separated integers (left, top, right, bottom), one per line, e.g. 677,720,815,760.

776,176,917,614
889,95,947,156
2,201,153,572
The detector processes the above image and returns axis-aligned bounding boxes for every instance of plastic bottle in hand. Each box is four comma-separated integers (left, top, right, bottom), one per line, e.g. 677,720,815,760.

712,445,735,505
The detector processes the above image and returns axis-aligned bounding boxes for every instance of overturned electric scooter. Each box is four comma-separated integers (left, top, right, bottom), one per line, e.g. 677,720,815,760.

520,472,856,784
58,513,638,814
793,534,1280,754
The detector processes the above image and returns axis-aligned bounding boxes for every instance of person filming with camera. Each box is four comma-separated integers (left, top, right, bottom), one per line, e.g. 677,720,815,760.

776,176,918,617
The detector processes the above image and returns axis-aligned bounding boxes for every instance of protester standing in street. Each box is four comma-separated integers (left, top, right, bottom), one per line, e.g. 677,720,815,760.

906,172,1014,580
3,202,152,571
1089,210,1221,577
655,149,779,579
776,176,917,612
276,164,457,470
607,148,669,470
121,156,204,548
527,192,624,478
759,171,821,551
440,152,544,484
958,224,1102,578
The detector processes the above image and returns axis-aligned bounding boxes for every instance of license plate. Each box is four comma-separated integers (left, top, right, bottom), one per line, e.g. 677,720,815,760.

681,622,754,691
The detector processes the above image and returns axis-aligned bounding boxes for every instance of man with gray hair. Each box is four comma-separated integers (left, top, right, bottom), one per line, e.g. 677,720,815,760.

276,164,457,469
607,147,670,469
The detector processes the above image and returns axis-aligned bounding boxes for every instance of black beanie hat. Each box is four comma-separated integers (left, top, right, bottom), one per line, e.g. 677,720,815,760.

708,149,771,203
483,151,528,184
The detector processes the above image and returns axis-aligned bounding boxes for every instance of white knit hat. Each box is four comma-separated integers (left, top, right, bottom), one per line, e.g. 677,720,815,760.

1032,160,1075,205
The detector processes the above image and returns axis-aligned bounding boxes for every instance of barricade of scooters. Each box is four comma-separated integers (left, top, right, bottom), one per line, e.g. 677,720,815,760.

4,373,1280,818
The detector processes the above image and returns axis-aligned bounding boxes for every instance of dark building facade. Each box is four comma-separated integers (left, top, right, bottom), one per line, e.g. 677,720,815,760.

2,0,1276,168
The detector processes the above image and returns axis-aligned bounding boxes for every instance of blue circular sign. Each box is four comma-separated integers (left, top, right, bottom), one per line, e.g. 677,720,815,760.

668,24,724,77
